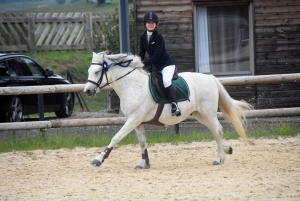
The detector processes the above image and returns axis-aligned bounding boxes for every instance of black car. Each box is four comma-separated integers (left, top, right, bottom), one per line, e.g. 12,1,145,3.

0,53,74,122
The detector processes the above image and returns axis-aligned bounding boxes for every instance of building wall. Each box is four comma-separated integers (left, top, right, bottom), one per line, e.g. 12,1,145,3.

135,0,194,72
134,0,300,109
253,0,300,108
254,0,300,75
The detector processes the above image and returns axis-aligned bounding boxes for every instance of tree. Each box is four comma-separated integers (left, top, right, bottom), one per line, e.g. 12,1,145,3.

97,0,105,4
56,0,66,5
92,7,135,54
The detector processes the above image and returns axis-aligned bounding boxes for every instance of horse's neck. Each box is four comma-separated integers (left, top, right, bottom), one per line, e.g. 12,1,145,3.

109,67,148,97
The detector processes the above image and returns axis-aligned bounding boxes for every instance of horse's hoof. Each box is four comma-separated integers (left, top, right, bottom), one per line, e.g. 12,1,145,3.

213,161,222,165
134,165,143,169
134,161,150,169
213,156,224,165
228,146,233,155
134,164,150,169
224,145,233,155
91,159,102,167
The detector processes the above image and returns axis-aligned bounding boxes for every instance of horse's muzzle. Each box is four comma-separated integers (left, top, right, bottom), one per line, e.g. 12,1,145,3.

84,85,97,97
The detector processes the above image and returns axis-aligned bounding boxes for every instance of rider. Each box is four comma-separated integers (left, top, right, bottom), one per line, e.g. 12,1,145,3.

139,12,181,116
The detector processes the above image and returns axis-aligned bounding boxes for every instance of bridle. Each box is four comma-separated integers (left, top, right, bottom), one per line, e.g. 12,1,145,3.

86,58,134,90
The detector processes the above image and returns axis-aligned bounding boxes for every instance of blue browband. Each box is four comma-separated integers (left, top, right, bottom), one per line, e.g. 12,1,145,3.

101,59,132,72
87,58,134,89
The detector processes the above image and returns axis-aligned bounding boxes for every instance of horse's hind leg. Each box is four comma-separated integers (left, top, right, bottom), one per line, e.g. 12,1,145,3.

192,111,231,165
134,124,150,169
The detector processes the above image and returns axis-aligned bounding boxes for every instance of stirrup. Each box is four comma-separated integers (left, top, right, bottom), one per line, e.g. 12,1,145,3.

171,102,181,116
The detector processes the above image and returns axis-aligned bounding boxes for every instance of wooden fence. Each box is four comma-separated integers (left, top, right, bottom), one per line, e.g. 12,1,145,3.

1,107,300,131
1,73,299,95
0,73,300,131
0,12,108,54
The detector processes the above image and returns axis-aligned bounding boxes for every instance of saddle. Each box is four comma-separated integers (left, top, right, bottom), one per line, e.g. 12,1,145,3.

149,68,190,104
151,67,178,101
143,67,190,126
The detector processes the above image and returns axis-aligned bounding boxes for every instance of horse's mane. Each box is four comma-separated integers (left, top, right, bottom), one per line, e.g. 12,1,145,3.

95,51,145,69
93,51,148,75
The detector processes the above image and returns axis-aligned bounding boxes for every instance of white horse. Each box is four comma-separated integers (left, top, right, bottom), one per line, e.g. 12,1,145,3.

84,51,252,169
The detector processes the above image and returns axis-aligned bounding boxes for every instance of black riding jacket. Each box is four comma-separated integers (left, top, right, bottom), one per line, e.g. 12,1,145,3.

138,30,175,71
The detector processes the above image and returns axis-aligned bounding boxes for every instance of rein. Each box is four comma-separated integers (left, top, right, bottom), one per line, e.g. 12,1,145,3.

86,58,134,90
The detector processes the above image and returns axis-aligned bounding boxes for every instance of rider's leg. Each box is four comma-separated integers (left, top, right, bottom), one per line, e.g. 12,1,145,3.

161,65,181,116
166,85,181,116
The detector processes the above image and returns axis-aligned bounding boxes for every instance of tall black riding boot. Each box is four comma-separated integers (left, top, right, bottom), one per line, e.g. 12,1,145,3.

165,85,181,116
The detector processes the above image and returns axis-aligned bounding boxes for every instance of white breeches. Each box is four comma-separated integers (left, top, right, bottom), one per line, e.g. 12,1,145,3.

160,65,175,88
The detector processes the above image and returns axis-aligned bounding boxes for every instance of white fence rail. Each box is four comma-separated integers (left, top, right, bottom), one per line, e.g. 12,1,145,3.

0,73,300,131
0,73,299,95
0,108,300,131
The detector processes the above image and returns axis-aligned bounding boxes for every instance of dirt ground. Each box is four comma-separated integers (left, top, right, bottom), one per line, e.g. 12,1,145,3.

0,137,299,201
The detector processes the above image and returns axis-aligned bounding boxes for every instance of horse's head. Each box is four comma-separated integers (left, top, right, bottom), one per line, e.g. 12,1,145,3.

84,52,106,96
84,51,145,96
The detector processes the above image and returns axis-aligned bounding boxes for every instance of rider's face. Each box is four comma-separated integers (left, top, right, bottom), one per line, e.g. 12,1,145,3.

146,21,156,31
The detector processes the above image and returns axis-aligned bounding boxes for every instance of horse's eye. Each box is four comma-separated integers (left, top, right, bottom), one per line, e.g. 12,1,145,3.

95,71,100,75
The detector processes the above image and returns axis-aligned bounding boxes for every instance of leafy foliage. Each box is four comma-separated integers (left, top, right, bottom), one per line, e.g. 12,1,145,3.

92,7,136,54
97,0,105,4
71,0,81,3
56,0,66,5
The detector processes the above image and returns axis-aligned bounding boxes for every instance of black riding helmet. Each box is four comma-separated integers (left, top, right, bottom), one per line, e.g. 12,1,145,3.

143,12,159,25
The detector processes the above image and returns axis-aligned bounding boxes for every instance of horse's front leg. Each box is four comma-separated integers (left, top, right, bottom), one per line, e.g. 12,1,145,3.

91,117,140,167
134,124,150,169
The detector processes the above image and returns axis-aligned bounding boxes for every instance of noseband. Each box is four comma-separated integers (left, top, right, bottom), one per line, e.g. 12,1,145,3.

86,58,135,90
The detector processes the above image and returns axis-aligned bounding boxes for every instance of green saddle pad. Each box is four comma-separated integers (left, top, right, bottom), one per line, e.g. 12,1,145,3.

149,74,190,104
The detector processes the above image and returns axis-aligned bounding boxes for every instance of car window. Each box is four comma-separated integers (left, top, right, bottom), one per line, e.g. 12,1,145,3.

7,58,32,76
22,58,45,76
0,61,9,76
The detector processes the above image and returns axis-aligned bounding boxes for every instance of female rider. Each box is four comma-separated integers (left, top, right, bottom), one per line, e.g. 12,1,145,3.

138,12,181,116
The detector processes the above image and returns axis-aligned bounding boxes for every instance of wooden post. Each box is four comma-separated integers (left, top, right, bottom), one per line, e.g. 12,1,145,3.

119,0,130,53
27,13,37,55
115,0,130,115
84,12,93,51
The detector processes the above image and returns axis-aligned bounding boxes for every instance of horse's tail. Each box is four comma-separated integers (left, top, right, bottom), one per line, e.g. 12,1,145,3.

213,76,253,144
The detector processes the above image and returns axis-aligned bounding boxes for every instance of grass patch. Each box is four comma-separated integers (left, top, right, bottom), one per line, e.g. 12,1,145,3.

25,50,107,112
247,123,298,139
26,50,92,82
73,91,107,112
0,124,298,153
25,50,108,111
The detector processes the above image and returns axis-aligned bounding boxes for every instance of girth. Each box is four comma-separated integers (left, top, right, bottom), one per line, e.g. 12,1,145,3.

142,103,165,126
142,68,177,126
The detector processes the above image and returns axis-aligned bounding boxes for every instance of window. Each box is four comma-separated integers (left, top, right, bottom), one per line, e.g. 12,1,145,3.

22,58,44,76
7,58,32,76
193,1,253,75
0,61,9,76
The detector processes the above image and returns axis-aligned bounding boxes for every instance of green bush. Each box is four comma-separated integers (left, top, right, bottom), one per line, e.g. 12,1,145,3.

98,0,105,4
92,7,136,54
56,0,66,5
